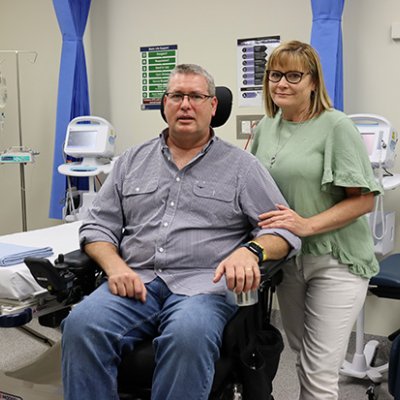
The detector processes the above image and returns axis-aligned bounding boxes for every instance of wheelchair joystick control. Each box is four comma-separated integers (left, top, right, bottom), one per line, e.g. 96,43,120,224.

226,288,258,306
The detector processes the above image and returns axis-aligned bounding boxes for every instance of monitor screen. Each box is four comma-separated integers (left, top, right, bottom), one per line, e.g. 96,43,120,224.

360,131,375,156
66,130,97,149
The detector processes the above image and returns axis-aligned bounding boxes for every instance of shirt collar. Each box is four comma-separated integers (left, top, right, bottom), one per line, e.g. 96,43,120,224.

160,128,216,155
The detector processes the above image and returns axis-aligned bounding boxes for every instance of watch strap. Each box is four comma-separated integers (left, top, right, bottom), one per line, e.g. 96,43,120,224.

241,241,266,264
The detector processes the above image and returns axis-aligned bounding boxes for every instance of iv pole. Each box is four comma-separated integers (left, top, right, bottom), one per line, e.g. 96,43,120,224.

0,50,38,231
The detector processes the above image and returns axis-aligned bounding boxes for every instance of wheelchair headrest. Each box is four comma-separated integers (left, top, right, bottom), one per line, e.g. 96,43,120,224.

160,86,232,128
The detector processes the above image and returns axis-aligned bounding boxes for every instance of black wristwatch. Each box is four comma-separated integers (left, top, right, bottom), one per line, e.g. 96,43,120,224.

241,241,266,265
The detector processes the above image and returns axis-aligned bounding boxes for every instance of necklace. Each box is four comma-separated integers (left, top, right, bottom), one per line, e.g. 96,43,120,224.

269,116,308,168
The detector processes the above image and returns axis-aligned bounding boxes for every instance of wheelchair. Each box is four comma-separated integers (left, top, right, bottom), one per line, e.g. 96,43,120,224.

24,85,286,399
25,249,285,400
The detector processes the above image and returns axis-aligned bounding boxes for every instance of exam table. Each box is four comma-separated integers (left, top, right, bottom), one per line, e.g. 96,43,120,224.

0,222,81,327
0,222,82,400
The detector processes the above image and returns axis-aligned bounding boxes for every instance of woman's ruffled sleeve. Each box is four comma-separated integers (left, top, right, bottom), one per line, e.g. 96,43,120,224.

321,115,383,196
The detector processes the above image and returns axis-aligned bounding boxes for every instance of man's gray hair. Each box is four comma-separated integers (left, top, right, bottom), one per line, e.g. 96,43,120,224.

167,64,216,96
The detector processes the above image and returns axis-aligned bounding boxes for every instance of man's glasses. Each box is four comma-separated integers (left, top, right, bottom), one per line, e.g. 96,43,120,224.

267,70,308,84
165,92,213,105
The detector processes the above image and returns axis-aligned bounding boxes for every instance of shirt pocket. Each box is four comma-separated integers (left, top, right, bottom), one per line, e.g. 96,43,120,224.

191,181,236,224
193,181,235,202
122,178,159,222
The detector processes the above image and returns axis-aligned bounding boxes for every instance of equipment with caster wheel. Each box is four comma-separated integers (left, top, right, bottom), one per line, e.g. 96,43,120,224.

340,115,400,384
58,116,117,222
341,253,400,383
366,383,381,400
340,306,387,383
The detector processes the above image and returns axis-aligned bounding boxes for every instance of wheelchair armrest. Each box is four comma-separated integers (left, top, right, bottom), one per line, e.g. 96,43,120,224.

24,257,76,293
259,258,285,290
24,249,101,304
56,249,98,271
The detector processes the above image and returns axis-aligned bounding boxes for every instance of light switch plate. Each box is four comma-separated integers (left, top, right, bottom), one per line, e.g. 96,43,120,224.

236,115,263,140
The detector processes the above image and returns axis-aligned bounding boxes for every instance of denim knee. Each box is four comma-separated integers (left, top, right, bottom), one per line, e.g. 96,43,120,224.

62,300,105,345
161,295,236,353
178,322,216,353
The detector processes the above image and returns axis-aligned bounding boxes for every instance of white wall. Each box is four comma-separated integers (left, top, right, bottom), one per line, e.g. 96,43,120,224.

0,0,62,233
87,0,311,153
1,0,400,335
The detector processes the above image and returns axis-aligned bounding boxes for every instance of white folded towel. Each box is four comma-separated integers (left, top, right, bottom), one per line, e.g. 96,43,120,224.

0,242,53,266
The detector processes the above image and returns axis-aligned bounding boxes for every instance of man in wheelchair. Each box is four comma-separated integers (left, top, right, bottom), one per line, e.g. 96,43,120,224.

61,64,300,400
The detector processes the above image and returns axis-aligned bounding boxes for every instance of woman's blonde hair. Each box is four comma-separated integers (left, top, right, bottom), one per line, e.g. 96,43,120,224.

263,40,332,118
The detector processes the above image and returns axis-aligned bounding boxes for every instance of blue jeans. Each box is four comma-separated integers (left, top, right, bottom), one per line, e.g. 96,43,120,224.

61,277,237,400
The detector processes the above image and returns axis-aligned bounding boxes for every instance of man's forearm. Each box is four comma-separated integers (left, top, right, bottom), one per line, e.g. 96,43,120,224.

84,241,147,300
84,241,130,277
252,234,290,261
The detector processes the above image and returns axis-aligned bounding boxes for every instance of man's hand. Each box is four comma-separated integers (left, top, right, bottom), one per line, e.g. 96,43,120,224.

107,265,147,302
213,247,260,293
84,241,147,302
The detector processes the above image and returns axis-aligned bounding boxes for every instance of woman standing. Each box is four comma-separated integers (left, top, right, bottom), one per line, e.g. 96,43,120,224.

251,40,382,400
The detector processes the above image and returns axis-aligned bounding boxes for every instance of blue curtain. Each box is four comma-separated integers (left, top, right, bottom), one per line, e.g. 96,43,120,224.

310,0,345,111
49,0,91,219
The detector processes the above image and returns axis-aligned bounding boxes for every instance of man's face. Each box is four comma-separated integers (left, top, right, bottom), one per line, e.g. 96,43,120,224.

163,73,217,140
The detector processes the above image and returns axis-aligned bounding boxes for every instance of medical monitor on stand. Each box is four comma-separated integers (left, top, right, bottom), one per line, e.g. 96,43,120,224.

62,116,116,170
340,114,400,383
354,114,397,169
58,116,117,222
351,114,399,255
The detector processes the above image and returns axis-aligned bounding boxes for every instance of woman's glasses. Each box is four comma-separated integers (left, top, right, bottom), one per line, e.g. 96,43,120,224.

267,70,308,84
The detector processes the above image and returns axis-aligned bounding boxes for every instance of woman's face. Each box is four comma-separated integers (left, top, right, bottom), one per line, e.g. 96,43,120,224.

268,62,315,119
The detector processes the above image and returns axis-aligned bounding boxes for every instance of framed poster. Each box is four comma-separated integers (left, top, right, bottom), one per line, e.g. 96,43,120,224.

237,36,280,107
140,45,178,110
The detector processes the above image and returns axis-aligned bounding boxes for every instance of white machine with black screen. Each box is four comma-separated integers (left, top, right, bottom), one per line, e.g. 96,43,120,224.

58,116,116,222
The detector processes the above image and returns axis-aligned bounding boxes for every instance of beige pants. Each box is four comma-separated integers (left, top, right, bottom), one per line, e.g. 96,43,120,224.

277,254,369,400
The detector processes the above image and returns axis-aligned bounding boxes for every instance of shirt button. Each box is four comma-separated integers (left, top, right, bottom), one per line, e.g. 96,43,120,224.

158,247,164,253
158,268,163,273
170,201,175,207
176,177,181,182
135,187,140,192
163,222,169,227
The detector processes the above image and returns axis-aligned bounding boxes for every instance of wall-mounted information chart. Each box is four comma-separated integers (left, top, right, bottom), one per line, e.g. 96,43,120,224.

140,45,178,110
237,36,280,107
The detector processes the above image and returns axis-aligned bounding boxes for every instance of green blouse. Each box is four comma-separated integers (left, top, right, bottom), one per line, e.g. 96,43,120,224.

251,109,383,278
